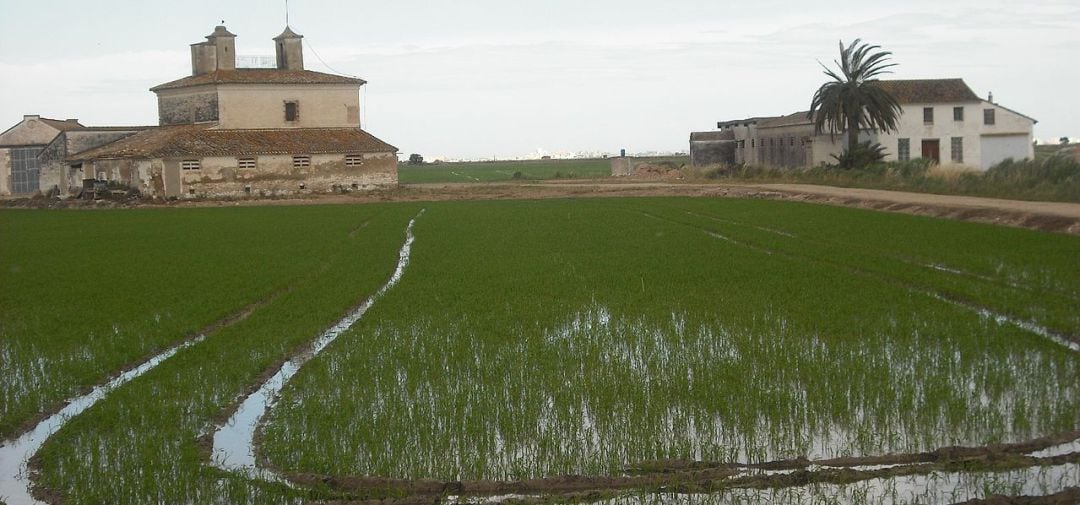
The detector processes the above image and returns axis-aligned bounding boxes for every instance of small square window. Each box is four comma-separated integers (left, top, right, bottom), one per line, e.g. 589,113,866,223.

345,154,364,167
984,109,996,125
181,160,200,171
953,107,964,121
292,156,311,169
923,107,934,124
284,101,299,122
238,157,256,170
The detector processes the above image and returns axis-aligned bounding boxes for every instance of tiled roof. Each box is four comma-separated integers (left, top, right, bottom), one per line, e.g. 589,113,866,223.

69,123,397,161
39,118,85,132
71,126,155,132
758,111,814,129
871,79,981,104
718,116,778,128
274,26,303,40
150,69,365,91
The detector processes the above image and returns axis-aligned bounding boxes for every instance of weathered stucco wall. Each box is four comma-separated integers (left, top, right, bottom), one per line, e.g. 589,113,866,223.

182,152,396,196
90,159,143,187
86,152,396,198
216,85,360,129
157,87,220,125
610,157,631,176
0,148,10,196
0,118,62,147
754,128,813,168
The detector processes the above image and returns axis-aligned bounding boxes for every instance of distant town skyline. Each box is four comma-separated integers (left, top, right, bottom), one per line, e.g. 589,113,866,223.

1,0,1077,159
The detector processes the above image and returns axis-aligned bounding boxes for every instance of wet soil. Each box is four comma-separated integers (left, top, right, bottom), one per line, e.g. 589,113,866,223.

5,181,1080,235
951,486,1080,504
279,431,1080,504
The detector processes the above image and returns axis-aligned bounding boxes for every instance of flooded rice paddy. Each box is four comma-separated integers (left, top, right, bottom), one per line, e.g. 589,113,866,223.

211,212,420,479
1,198,1078,504
0,336,206,505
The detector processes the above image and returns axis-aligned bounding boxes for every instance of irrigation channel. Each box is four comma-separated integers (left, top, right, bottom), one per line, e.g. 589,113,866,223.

210,211,422,480
0,336,206,505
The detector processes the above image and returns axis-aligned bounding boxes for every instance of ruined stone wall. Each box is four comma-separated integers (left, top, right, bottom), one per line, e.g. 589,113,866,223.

157,87,220,125
610,157,631,176
690,142,736,166
0,148,10,196
178,152,397,197
84,152,396,198
91,159,143,187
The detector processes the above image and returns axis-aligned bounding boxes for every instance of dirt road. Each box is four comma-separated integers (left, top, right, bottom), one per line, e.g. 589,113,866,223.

9,180,1080,235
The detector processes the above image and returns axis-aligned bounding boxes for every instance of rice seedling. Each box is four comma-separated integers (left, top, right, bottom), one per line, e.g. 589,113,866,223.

3,197,1077,504
259,199,1080,489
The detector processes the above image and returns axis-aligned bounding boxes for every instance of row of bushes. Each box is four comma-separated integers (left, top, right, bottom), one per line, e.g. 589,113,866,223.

692,153,1080,203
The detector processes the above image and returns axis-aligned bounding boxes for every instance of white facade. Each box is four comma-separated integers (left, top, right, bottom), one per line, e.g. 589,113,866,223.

874,101,1035,170
712,79,1037,170
216,84,361,129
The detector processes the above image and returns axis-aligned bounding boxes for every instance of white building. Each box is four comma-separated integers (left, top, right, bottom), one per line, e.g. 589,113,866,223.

873,79,1036,170
699,79,1036,170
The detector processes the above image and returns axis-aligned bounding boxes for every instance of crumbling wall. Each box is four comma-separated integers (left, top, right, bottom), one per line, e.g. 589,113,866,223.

179,152,398,197
611,157,632,176
690,141,736,166
0,149,10,196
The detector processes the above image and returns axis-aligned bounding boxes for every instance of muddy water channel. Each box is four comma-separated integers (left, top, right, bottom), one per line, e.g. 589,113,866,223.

0,336,205,505
210,213,421,479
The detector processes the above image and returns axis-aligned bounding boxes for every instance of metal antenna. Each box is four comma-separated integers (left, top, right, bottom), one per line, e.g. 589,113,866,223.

285,0,290,25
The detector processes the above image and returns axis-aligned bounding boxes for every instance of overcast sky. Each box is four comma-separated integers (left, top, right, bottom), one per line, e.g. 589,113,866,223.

1,0,1076,159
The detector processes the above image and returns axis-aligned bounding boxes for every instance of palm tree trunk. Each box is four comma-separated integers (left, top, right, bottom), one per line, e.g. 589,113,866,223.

847,114,860,153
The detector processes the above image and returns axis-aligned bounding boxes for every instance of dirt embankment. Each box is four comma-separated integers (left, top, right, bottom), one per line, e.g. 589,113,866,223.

286,430,1080,505
6,181,1080,235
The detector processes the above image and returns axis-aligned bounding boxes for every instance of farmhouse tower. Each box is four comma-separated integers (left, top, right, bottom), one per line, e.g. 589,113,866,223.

191,25,237,76
274,26,305,70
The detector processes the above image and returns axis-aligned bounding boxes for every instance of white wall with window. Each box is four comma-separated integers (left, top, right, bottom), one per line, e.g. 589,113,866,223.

872,100,1034,170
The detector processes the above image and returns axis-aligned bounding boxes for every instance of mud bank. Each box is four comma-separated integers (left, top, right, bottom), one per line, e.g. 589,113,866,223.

5,181,1079,235
273,431,1080,504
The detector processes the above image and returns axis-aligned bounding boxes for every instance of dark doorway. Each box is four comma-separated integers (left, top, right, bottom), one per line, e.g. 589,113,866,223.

921,139,940,163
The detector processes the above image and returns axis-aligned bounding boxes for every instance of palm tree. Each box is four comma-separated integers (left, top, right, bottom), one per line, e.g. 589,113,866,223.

809,39,902,155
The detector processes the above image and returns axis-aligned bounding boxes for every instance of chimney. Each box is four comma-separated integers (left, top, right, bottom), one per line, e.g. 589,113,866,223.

274,26,305,71
191,42,217,76
208,25,237,71
190,25,236,76
988,91,994,103
23,115,40,121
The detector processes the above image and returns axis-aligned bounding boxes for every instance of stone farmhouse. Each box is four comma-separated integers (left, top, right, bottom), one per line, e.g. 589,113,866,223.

0,117,149,197
690,79,1036,170
0,24,397,198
